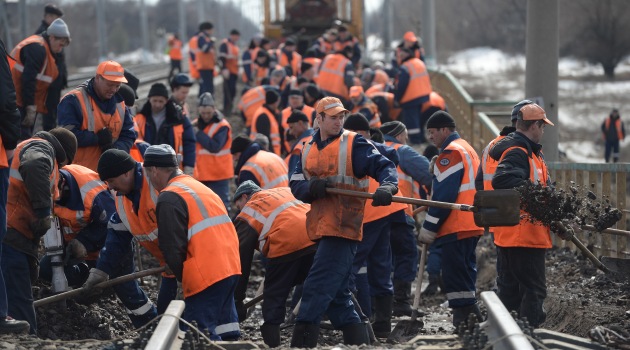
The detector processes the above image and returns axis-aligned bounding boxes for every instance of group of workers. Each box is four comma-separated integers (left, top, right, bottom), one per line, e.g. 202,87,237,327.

0,2,575,347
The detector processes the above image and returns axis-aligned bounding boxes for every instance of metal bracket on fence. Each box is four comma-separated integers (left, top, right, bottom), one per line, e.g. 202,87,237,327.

479,291,535,350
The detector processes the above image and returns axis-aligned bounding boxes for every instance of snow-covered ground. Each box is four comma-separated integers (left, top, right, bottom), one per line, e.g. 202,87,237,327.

438,47,630,163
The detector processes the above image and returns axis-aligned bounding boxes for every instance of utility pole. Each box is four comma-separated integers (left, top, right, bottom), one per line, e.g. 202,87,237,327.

1,0,13,48
382,0,392,62
96,0,108,61
140,0,150,60
197,0,205,25
525,0,559,161
19,0,26,40
421,0,436,69
178,0,186,43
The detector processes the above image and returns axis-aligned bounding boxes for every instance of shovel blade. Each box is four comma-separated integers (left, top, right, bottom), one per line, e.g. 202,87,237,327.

600,257,630,280
387,319,424,343
473,190,521,227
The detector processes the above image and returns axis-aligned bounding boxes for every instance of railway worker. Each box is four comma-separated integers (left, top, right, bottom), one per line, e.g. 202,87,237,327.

333,25,361,67
394,47,432,144
167,34,183,81
393,31,424,69
349,86,380,128
420,92,447,131
196,22,217,97
288,96,398,347
249,90,282,156
116,82,151,162
231,135,288,189
35,3,63,34
418,111,484,328
490,103,570,328
285,111,314,178
379,121,433,315
343,114,407,339
84,149,175,328
317,46,355,106
169,73,194,118
367,91,401,124
0,38,28,334
238,85,281,130
303,83,323,109
39,164,115,288
144,145,241,340
219,29,240,114
300,53,320,83
233,180,316,347
310,29,337,59
272,38,302,77
57,60,136,171
187,25,202,83
241,35,263,87
251,50,273,86
2,128,77,334
193,92,233,211
11,18,70,140
133,83,196,175
602,108,625,163
475,100,531,192
281,89,316,153
360,68,391,94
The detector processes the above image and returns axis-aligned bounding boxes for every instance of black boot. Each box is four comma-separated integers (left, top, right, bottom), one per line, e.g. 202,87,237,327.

290,322,319,348
452,303,482,329
422,274,440,296
371,295,393,338
0,317,29,334
260,323,281,348
342,322,370,346
392,279,412,316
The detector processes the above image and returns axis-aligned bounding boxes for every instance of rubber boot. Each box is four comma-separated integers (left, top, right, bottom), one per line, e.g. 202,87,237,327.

392,279,413,316
452,303,482,328
260,323,281,348
371,295,393,338
342,322,370,346
421,274,440,296
290,322,319,348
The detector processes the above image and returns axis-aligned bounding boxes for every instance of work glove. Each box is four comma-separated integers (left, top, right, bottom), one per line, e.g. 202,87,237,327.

66,239,87,260
235,300,248,322
176,281,184,300
96,128,113,151
418,227,437,244
551,221,575,241
82,268,109,295
372,183,398,206
30,215,52,240
308,178,328,200
22,105,37,128
184,166,194,176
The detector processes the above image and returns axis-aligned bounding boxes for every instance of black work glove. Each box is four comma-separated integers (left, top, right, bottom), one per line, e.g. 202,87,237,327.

372,183,398,206
96,128,113,151
309,178,328,200
30,216,52,240
235,300,248,322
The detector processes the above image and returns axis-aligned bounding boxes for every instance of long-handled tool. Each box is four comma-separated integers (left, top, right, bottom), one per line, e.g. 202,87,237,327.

34,266,167,307
387,243,428,343
325,188,521,227
580,225,630,277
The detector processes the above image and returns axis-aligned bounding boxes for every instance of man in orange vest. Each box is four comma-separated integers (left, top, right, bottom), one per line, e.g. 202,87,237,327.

394,47,432,144
601,108,625,163
219,29,240,114
11,18,70,140
0,39,27,333
317,47,355,105
57,60,137,171
196,22,216,96
167,34,183,81
334,25,361,67
281,90,316,153
39,164,115,288
418,112,484,327
2,128,77,334
288,97,398,347
349,86,380,128
231,135,288,189
143,144,241,340
233,180,316,347
490,103,571,328
250,90,282,156
193,92,233,211
393,31,424,69
273,38,301,77
310,29,337,59
285,111,315,178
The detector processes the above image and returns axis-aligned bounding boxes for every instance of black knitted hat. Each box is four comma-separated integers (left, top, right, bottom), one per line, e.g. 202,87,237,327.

265,90,280,104
48,127,77,165
143,144,178,168
426,111,456,129
380,121,406,137
148,83,169,99
343,113,370,131
97,149,136,181
231,135,253,154
118,84,136,107
287,111,309,123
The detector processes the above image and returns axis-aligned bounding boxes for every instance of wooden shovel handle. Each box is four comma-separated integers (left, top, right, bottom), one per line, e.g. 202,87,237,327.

325,188,475,212
581,225,630,238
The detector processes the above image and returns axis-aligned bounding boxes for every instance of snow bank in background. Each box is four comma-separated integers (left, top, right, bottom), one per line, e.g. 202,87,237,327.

444,47,524,75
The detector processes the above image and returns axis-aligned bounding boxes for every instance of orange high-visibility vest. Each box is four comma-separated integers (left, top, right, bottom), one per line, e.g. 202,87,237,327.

367,91,401,121
351,98,380,127
363,177,408,223
480,135,506,191
238,86,266,127
429,139,483,240
493,146,552,249
333,36,358,53
196,33,216,70
284,133,312,168
252,63,270,86
236,187,315,258
134,114,185,168
274,49,302,76
194,119,234,181
386,141,420,216
8,138,59,239
301,130,369,241
421,91,446,113
220,39,239,74
317,53,351,100
0,135,7,168
603,118,624,141
11,35,59,113
54,164,109,261
240,151,289,189
188,35,200,79
242,47,259,83
373,69,389,85
400,58,432,104
250,106,281,156
303,57,321,79
62,86,125,171
168,37,183,60
281,105,315,152
163,175,241,297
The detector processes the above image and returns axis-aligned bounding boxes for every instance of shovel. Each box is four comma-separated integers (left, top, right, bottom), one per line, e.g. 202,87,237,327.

325,188,521,227
579,225,630,277
387,243,428,343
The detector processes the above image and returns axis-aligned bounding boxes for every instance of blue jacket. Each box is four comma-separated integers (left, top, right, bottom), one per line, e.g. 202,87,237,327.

383,134,432,189
234,142,263,186
195,112,229,153
57,169,116,253
96,163,145,275
287,128,315,179
289,129,398,203
57,78,136,152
